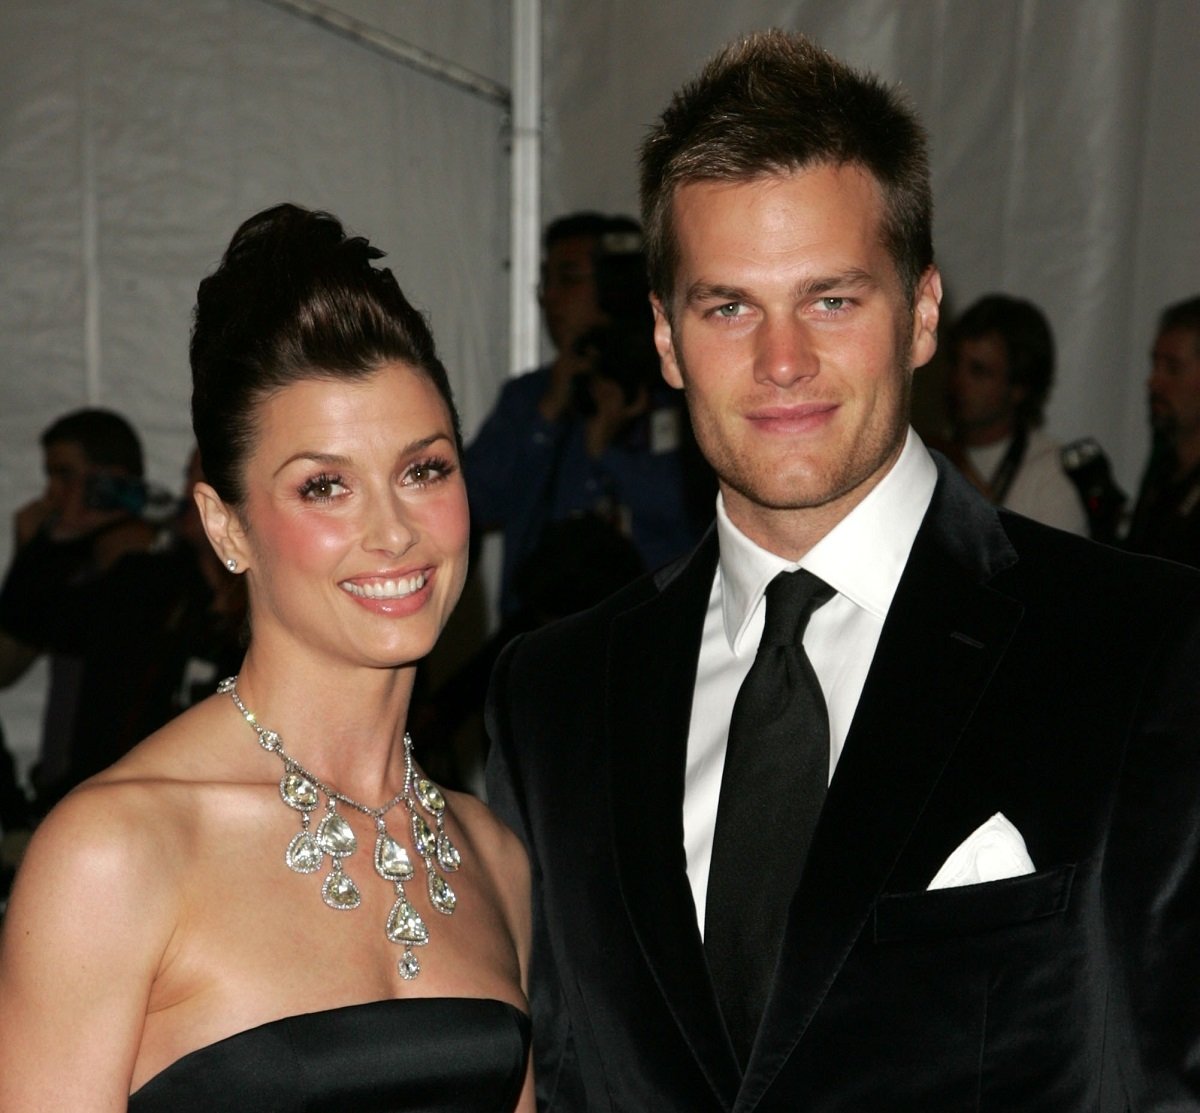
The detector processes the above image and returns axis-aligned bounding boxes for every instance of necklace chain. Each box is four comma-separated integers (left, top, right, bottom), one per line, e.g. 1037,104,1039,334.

219,676,462,981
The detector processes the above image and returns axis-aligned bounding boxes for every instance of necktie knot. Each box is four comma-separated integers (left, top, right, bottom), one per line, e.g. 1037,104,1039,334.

761,569,835,646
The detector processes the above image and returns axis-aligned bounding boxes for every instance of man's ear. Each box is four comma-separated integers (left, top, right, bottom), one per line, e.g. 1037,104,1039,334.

651,295,684,390
193,482,251,571
910,266,943,371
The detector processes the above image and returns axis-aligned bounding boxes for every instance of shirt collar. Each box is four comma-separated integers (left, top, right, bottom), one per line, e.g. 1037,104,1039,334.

717,427,938,652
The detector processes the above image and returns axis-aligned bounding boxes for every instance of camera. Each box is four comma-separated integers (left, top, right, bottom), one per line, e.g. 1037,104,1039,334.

570,227,661,414
84,472,177,521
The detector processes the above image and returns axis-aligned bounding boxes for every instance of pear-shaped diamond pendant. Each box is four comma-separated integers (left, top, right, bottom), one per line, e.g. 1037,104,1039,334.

416,778,445,814
322,867,361,910
375,833,414,881
436,833,461,872
286,830,324,874
397,951,421,980
316,811,357,857
386,897,429,945
428,870,456,914
281,771,319,811
412,813,436,859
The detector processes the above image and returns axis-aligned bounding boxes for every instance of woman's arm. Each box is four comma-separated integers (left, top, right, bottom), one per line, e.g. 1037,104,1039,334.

0,781,177,1111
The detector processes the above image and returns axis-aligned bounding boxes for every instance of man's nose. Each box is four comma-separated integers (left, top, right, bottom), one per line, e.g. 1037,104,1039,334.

754,316,818,386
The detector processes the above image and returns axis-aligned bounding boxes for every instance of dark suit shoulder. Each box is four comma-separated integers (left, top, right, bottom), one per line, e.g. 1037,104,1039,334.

502,527,715,670
995,507,1200,614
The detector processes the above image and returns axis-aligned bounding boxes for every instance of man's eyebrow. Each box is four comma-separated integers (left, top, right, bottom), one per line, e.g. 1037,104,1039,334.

795,269,876,296
684,269,878,305
684,282,749,305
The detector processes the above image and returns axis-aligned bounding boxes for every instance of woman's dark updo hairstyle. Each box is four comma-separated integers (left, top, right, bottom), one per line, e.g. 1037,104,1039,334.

190,202,461,505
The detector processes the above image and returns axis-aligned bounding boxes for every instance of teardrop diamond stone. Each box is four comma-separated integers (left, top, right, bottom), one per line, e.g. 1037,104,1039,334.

322,869,361,910
386,897,429,945
397,950,421,980
375,833,414,881
286,831,324,874
281,772,319,811
317,811,357,857
428,870,456,914
412,814,436,859
436,833,461,872
416,778,445,814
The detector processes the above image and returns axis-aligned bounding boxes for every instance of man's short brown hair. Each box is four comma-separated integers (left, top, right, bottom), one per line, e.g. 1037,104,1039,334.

639,29,933,310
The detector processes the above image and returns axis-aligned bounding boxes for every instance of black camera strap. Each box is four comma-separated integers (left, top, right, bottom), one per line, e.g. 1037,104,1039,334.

985,425,1029,506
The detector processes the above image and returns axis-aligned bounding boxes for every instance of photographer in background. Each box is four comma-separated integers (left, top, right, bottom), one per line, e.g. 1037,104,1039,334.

940,295,1090,535
467,212,713,618
0,408,160,809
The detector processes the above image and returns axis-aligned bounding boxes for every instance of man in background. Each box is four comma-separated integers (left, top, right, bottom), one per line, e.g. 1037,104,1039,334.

466,212,711,618
1126,295,1200,566
0,408,158,806
943,293,1087,533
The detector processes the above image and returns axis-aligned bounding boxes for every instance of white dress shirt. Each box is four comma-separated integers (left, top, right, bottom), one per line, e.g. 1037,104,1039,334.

684,428,938,932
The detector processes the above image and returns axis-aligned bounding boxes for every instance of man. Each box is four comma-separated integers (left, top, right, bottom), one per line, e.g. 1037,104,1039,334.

0,408,159,806
466,212,711,618
944,294,1088,534
487,30,1200,1112
1126,295,1200,566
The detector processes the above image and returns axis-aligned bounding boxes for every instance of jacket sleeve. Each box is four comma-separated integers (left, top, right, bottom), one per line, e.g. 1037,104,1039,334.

484,635,588,1111
1105,595,1200,1108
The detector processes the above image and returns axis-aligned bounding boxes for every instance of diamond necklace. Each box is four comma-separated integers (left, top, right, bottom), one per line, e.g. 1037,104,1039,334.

219,675,461,981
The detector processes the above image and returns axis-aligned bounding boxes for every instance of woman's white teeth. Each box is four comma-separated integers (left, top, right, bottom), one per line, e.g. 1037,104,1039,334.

341,573,427,599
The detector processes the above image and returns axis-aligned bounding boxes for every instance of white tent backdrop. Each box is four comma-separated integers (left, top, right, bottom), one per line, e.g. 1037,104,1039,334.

0,0,512,773
2,0,1199,780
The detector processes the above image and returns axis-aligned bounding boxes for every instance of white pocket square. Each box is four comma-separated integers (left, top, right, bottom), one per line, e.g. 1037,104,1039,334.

927,812,1035,890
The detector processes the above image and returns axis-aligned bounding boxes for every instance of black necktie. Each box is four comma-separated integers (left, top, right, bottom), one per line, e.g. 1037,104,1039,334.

705,568,836,1067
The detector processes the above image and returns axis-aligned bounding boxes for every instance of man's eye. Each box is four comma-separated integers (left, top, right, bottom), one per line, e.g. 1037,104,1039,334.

715,303,744,318
818,297,848,312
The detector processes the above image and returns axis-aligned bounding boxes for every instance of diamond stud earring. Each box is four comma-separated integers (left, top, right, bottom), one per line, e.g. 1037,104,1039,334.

225,557,238,572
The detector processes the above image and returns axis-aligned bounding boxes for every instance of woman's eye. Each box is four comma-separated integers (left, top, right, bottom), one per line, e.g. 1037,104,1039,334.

299,474,346,501
404,456,455,487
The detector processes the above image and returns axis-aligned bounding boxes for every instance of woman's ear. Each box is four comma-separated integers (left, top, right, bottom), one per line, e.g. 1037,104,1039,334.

193,482,251,572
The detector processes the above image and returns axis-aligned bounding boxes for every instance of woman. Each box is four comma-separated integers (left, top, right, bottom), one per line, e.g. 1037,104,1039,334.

0,204,533,1111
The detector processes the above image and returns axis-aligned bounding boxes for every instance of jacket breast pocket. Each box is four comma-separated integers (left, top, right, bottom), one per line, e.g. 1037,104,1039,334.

872,863,1075,943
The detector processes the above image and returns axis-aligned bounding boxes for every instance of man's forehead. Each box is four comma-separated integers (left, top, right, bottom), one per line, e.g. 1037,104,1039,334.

1155,327,1200,364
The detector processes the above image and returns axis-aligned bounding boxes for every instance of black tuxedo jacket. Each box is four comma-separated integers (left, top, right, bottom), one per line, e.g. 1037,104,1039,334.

486,457,1200,1111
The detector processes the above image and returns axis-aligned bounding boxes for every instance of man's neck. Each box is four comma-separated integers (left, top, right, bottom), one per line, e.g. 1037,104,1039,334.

721,444,906,562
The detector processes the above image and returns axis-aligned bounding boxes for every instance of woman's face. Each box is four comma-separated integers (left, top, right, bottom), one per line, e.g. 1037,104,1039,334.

224,362,468,671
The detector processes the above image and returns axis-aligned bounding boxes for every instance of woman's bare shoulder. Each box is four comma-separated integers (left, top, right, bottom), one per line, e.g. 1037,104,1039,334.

0,712,220,1110
24,695,239,895
447,787,528,872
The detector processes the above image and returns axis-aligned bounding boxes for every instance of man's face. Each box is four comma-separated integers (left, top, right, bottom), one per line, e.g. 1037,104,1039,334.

539,235,605,354
946,331,1024,445
41,439,127,538
1148,326,1200,444
651,164,940,556
42,440,92,518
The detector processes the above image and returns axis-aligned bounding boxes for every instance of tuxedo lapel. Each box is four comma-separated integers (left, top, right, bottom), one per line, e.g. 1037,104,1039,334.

607,531,743,1107
738,462,1026,1110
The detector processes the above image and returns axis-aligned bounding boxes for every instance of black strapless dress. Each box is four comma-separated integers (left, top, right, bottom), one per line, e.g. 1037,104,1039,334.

127,997,530,1112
